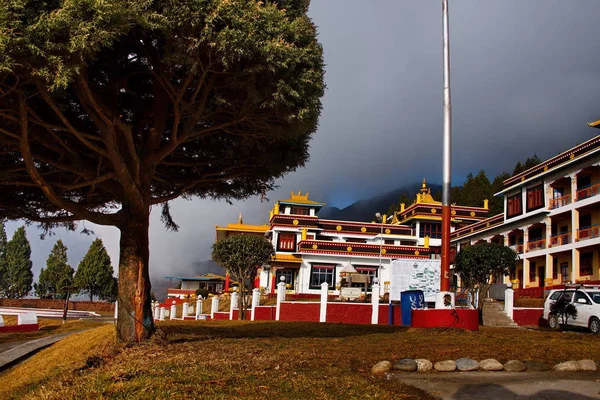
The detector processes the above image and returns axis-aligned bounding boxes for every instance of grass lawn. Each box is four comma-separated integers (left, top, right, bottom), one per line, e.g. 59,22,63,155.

1,321,599,399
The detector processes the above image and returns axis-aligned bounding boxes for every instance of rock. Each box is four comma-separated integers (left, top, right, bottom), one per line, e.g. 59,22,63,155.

415,359,433,373
577,360,597,371
456,358,480,372
503,360,526,372
434,360,457,372
554,361,580,372
372,361,392,375
524,360,550,371
393,359,417,372
480,359,503,371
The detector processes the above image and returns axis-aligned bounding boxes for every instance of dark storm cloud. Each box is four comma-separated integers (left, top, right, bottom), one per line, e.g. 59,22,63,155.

13,1,600,287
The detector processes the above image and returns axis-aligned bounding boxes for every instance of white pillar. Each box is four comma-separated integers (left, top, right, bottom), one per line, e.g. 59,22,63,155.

195,299,203,319
159,307,166,321
170,302,177,320
505,287,514,320
182,302,189,319
154,304,160,320
251,288,260,321
320,282,328,323
371,283,380,324
114,301,118,320
211,296,219,319
275,281,286,321
230,292,238,320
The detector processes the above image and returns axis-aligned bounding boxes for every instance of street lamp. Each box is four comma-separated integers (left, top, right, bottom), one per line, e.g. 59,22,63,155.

375,213,384,274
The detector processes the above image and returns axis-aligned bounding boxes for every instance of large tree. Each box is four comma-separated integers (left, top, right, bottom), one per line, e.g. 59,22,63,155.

74,238,114,301
0,222,7,295
0,1,324,341
453,242,519,324
35,239,75,299
212,234,275,320
2,226,33,298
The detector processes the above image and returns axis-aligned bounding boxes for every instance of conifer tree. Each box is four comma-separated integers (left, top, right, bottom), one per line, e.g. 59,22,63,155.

74,239,114,302
35,240,74,299
0,222,7,296
3,227,33,298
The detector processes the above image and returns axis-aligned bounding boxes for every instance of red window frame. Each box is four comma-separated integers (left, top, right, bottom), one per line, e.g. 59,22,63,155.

507,193,522,218
277,233,296,251
580,252,593,276
526,185,544,211
290,207,309,215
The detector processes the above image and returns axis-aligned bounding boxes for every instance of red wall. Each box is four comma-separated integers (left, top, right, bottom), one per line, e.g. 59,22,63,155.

212,312,230,320
326,303,371,324
377,304,402,325
0,324,39,333
279,302,320,322
513,308,544,327
411,309,479,331
253,306,275,321
0,298,114,312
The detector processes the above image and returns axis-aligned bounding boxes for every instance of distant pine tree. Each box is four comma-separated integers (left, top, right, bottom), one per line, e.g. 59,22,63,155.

74,239,114,301
3,227,33,298
35,240,74,300
0,222,7,297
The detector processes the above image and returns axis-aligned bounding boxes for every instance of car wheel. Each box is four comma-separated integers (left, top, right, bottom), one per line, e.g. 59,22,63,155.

589,317,600,334
548,314,560,330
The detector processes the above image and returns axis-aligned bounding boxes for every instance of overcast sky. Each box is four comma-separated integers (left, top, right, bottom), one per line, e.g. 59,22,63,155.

6,0,600,292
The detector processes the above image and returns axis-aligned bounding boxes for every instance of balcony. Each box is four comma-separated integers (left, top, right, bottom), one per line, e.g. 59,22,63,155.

548,193,571,210
576,224,600,242
526,239,546,252
576,183,600,202
509,244,524,254
548,232,571,248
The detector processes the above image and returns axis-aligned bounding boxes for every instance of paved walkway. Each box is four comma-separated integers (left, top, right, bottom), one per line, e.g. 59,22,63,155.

0,331,83,371
395,371,600,399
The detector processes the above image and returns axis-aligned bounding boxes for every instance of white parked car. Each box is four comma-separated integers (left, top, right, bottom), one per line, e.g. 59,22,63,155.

543,286,600,333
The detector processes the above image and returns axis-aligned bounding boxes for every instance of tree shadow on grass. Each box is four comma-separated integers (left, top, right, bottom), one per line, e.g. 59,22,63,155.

160,321,409,343
454,383,599,400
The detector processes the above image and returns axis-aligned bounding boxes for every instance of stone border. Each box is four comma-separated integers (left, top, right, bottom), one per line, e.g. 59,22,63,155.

372,358,599,375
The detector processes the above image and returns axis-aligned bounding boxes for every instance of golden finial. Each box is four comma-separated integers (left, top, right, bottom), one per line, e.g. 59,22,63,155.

238,212,243,224
420,177,428,193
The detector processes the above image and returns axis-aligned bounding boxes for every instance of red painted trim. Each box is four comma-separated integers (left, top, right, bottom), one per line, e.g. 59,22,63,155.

279,302,320,322
0,324,39,333
411,309,479,331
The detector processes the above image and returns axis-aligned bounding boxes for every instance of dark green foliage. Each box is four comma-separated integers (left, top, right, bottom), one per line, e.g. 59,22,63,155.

0,222,7,296
513,155,542,176
195,288,210,299
550,295,578,326
34,239,74,300
454,243,519,322
212,234,275,319
385,193,413,217
2,226,33,298
74,239,114,301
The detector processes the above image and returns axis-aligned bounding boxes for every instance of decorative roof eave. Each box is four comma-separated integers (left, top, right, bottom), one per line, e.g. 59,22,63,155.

272,254,302,263
451,214,504,240
501,134,600,190
318,219,411,230
215,224,270,233
298,239,429,253
297,249,429,259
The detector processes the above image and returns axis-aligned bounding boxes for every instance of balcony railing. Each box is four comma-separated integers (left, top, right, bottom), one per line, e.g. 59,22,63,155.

548,232,571,247
526,239,546,252
509,244,524,254
576,182,600,202
576,224,600,242
548,193,571,209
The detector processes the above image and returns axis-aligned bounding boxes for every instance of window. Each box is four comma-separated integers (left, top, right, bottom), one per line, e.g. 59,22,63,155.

420,223,441,239
526,185,544,211
574,292,591,305
550,291,562,301
290,206,309,215
277,233,296,251
275,269,295,287
507,193,522,218
553,258,558,279
353,266,378,290
384,239,395,245
580,214,592,229
580,252,593,276
561,262,569,283
529,262,536,282
346,238,367,243
310,265,335,289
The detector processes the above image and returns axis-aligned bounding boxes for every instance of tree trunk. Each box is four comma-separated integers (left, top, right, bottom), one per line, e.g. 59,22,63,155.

90,293,93,302
117,208,154,342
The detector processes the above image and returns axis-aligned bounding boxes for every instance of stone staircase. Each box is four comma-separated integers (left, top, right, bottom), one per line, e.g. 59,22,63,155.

482,300,519,328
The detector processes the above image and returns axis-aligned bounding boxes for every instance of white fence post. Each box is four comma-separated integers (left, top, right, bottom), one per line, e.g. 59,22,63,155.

154,304,160,320
230,292,238,320
196,298,203,319
183,302,190,319
275,281,286,321
159,307,166,321
251,288,260,321
505,287,514,320
371,283,380,324
114,301,118,320
211,296,219,319
320,282,329,323
170,301,177,320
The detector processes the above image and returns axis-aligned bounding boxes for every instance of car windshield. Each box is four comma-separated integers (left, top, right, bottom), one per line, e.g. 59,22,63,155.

587,291,600,304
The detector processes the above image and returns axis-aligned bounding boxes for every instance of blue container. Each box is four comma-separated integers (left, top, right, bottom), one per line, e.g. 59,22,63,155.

400,290,425,326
